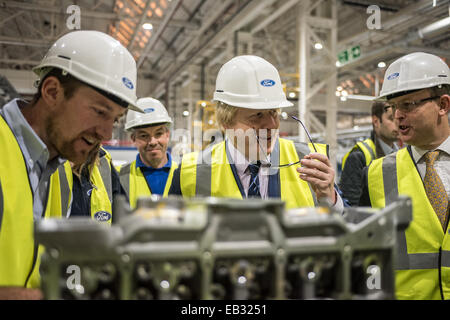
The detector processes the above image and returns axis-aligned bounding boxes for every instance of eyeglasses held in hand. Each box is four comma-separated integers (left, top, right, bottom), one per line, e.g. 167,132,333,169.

254,115,318,169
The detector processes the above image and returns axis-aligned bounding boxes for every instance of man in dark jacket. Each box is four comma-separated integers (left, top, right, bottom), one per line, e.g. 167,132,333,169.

339,101,399,205
69,146,126,224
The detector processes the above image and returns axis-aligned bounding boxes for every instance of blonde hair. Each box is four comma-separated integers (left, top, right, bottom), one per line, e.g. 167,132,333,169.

216,102,282,130
215,102,239,130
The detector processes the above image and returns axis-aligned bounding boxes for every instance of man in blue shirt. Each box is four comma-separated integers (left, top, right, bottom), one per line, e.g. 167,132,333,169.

119,98,178,208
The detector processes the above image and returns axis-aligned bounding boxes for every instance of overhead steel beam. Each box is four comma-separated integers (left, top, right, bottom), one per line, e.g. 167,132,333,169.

0,10,25,28
250,0,300,35
1,0,198,29
338,0,435,51
395,45,450,60
151,0,278,97
0,58,40,65
127,0,153,50
339,14,450,71
0,36,52,47
137,0,183,68
176,0,235,62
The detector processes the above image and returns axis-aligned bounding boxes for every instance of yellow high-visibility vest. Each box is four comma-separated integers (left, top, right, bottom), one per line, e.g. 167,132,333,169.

89,149,114,224
179,138,328,210
119,159,178,209
342,138,376,170
58,148,114,224
368,147,450,300
0,116,72,288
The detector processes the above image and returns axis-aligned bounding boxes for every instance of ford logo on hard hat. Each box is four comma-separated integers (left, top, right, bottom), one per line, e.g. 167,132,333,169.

261,79,276,87
94,211,112,222
122,77,134,89
387,73,400,81
144,108,155,113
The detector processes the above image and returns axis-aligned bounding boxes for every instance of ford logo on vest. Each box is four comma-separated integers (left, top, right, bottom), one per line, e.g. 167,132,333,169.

260,79,276,87
94,211,112,222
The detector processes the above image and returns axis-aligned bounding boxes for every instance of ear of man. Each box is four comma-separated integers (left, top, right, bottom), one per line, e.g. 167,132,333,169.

39,76,65,109
439,95,450,116
372,114,380,129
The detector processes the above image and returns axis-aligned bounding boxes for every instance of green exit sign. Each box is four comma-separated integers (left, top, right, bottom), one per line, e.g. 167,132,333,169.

338,45,361,65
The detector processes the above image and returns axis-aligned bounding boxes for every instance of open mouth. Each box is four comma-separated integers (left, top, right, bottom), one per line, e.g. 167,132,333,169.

398,125,410,134
82,136,96,146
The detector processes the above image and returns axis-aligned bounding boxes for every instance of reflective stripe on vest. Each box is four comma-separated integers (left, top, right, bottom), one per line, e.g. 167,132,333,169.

57,161,73,217
179,138,328,209
90,150,113,224
119,159,178,209
342,138,376,170
368,147,448,299
0,115,64,288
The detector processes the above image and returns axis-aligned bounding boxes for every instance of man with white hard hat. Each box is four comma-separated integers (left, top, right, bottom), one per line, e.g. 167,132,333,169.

0,30,139,298
169,55,343,211
359,52,450,299
119,98,178,208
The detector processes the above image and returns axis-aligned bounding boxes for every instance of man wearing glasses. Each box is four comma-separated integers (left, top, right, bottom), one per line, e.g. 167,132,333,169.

359,52,450,299
169,55,343,211
119,98,177,209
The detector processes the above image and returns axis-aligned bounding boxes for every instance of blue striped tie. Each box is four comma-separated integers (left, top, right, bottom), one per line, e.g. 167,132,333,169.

247,161,261,198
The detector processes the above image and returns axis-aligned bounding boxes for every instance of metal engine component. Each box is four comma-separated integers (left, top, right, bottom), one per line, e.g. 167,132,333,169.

36,196,412,300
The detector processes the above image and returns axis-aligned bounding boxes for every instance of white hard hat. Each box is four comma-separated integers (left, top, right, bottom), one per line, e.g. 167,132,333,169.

213,55,293,109
125,97,172,131
378,52,450,101
33,30,140,112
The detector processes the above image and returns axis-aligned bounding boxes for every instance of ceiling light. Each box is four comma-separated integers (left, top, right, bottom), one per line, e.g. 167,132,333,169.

314,43,323,50
340,96,347,102
143,23,153,30
378,61,386,68
337,86,343,91
288,92,296,98
281,112,288,120
183,110,189,117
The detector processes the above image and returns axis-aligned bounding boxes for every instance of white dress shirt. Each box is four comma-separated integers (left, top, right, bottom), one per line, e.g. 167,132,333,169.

411,135,450,200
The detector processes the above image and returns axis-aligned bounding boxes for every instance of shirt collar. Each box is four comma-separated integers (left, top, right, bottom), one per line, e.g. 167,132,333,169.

136,152,172,170
1,98,65,171
411,135,450,164
377,137,398,155
225,137,271,176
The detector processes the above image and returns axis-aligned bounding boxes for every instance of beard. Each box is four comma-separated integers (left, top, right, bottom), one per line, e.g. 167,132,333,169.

141,148,166,168
46,118,91,164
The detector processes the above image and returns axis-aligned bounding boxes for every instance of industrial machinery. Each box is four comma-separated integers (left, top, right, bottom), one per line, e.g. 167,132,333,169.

36,196,412,300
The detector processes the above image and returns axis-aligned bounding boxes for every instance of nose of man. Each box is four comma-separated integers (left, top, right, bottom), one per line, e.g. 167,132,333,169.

394,108,406,121
147,135,159,146
96,119,114,141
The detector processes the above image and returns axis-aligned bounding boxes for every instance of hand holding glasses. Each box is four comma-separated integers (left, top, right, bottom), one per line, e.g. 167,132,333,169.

253,115,318,169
